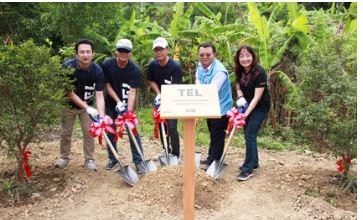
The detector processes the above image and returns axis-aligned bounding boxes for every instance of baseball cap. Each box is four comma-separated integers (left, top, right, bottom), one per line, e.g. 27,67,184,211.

116,39,132,51
153,37,168,50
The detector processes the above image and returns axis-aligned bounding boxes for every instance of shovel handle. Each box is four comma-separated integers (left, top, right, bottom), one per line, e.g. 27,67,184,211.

102,131,123,165
88,115,123,166
220,125,237,162
160,122,170,160
125,125,145,162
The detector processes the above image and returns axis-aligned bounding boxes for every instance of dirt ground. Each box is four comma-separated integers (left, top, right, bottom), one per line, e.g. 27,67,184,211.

0,133,357,220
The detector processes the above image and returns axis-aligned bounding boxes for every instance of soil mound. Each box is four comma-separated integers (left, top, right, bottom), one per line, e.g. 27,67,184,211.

128,166,231,214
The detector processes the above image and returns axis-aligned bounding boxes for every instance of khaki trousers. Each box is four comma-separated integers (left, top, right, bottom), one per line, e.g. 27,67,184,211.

59,108,95,160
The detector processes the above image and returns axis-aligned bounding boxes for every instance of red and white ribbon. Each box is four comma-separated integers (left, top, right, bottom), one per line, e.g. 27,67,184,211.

115,111,139,139
152,107,165,138
225,107,246,134
89,115,115,145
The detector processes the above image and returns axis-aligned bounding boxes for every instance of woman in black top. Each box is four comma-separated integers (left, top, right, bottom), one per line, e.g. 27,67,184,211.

234,45,270,181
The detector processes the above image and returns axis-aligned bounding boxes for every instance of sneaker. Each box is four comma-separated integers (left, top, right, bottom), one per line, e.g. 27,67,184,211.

237,171,253,181
135,164,143,174
84,159,97,171
105,160,118,170
153,151,166,161
200,163,210,171
55,158,69,169
200,159,209,165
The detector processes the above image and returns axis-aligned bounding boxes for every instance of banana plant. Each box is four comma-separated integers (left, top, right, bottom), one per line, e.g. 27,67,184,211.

246,2,316,129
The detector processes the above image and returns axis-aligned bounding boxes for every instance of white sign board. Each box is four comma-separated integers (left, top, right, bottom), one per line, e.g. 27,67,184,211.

160,84,221,119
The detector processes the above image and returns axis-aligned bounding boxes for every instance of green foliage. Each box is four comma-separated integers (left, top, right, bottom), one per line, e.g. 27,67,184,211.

294,35,356,159
0,2,357,164
0,40,72,181
0,3,49,45
1,178,17,193
135,106,155,138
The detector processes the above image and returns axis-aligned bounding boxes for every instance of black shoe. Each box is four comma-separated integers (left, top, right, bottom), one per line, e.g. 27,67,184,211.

200,159,209,165
237,171,253,181
135,164,144,174
105,160,118,170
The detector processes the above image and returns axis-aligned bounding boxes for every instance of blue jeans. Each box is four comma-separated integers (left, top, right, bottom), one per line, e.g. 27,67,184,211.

106,108,143,165
240,109,268,173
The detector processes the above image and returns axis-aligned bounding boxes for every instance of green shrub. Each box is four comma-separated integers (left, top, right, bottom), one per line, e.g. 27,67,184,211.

294,35,356,161
0,40,72,182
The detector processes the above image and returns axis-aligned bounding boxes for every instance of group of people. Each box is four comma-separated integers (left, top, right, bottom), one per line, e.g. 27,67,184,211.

55,37,270,181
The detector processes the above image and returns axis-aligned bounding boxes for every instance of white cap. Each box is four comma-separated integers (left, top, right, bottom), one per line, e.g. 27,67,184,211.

152,37,168,50
116,39,132,51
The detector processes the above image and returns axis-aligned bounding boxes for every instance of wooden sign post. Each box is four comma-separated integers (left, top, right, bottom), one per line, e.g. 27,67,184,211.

160,84,220,220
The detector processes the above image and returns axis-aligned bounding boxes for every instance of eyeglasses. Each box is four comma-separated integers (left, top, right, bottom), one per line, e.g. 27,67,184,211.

199,53,213,58
117,48,131,53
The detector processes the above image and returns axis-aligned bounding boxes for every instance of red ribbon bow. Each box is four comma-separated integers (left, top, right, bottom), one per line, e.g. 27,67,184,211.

22,149,32,177
152,107,165,138
336,155,352,173
225,107,246,134
115,111,139,139
89,115,115,145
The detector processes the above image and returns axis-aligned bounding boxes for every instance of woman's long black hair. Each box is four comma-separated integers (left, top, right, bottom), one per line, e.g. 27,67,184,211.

234,45,260,86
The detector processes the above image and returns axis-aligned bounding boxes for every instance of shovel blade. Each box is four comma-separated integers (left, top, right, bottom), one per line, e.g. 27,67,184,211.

117,165,139,186
159,154,179,167
137,160,158,174
195,152,202,168
145,160,158,172
206,160,227,179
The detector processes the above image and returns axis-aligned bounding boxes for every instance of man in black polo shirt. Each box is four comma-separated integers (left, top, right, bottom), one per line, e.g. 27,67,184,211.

55,38,105,171
101,39,145,172
147,37,182,159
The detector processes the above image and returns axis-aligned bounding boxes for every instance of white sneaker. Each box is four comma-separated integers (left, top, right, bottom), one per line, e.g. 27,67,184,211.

84,159,97,171
153,151,166,161
55,158,69,169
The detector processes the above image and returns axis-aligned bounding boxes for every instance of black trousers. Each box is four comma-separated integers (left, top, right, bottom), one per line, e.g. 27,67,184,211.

206,115,229,164
159,119,180,157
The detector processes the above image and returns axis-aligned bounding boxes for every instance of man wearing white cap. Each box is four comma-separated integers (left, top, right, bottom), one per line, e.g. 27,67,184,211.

147,37,183,160
101,39,145,172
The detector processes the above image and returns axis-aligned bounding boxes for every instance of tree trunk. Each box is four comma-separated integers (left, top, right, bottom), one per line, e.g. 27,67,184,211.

17,158,25,183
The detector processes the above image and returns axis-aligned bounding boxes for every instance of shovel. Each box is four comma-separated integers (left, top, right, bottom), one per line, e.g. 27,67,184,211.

103,131,139,186
125,124,157,174
195,151,202,168
206,125,237,179
89,115,139,186
159,122,179,166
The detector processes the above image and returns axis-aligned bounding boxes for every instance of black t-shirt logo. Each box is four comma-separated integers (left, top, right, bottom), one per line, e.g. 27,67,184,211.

121,83,131,102
84,83,95,102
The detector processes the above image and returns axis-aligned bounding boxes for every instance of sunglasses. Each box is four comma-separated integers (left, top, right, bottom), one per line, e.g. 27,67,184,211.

117,48,131,53
153,47,166,52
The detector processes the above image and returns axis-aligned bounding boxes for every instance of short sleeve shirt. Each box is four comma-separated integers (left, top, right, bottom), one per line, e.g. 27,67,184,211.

147,58,183,90
62,58,104,109
239,65,270,111
101,58,142,108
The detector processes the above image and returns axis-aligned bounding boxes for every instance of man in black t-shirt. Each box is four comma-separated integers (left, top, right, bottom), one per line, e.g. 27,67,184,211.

55,39,105,171
147,37,182,159
101,39,145,172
